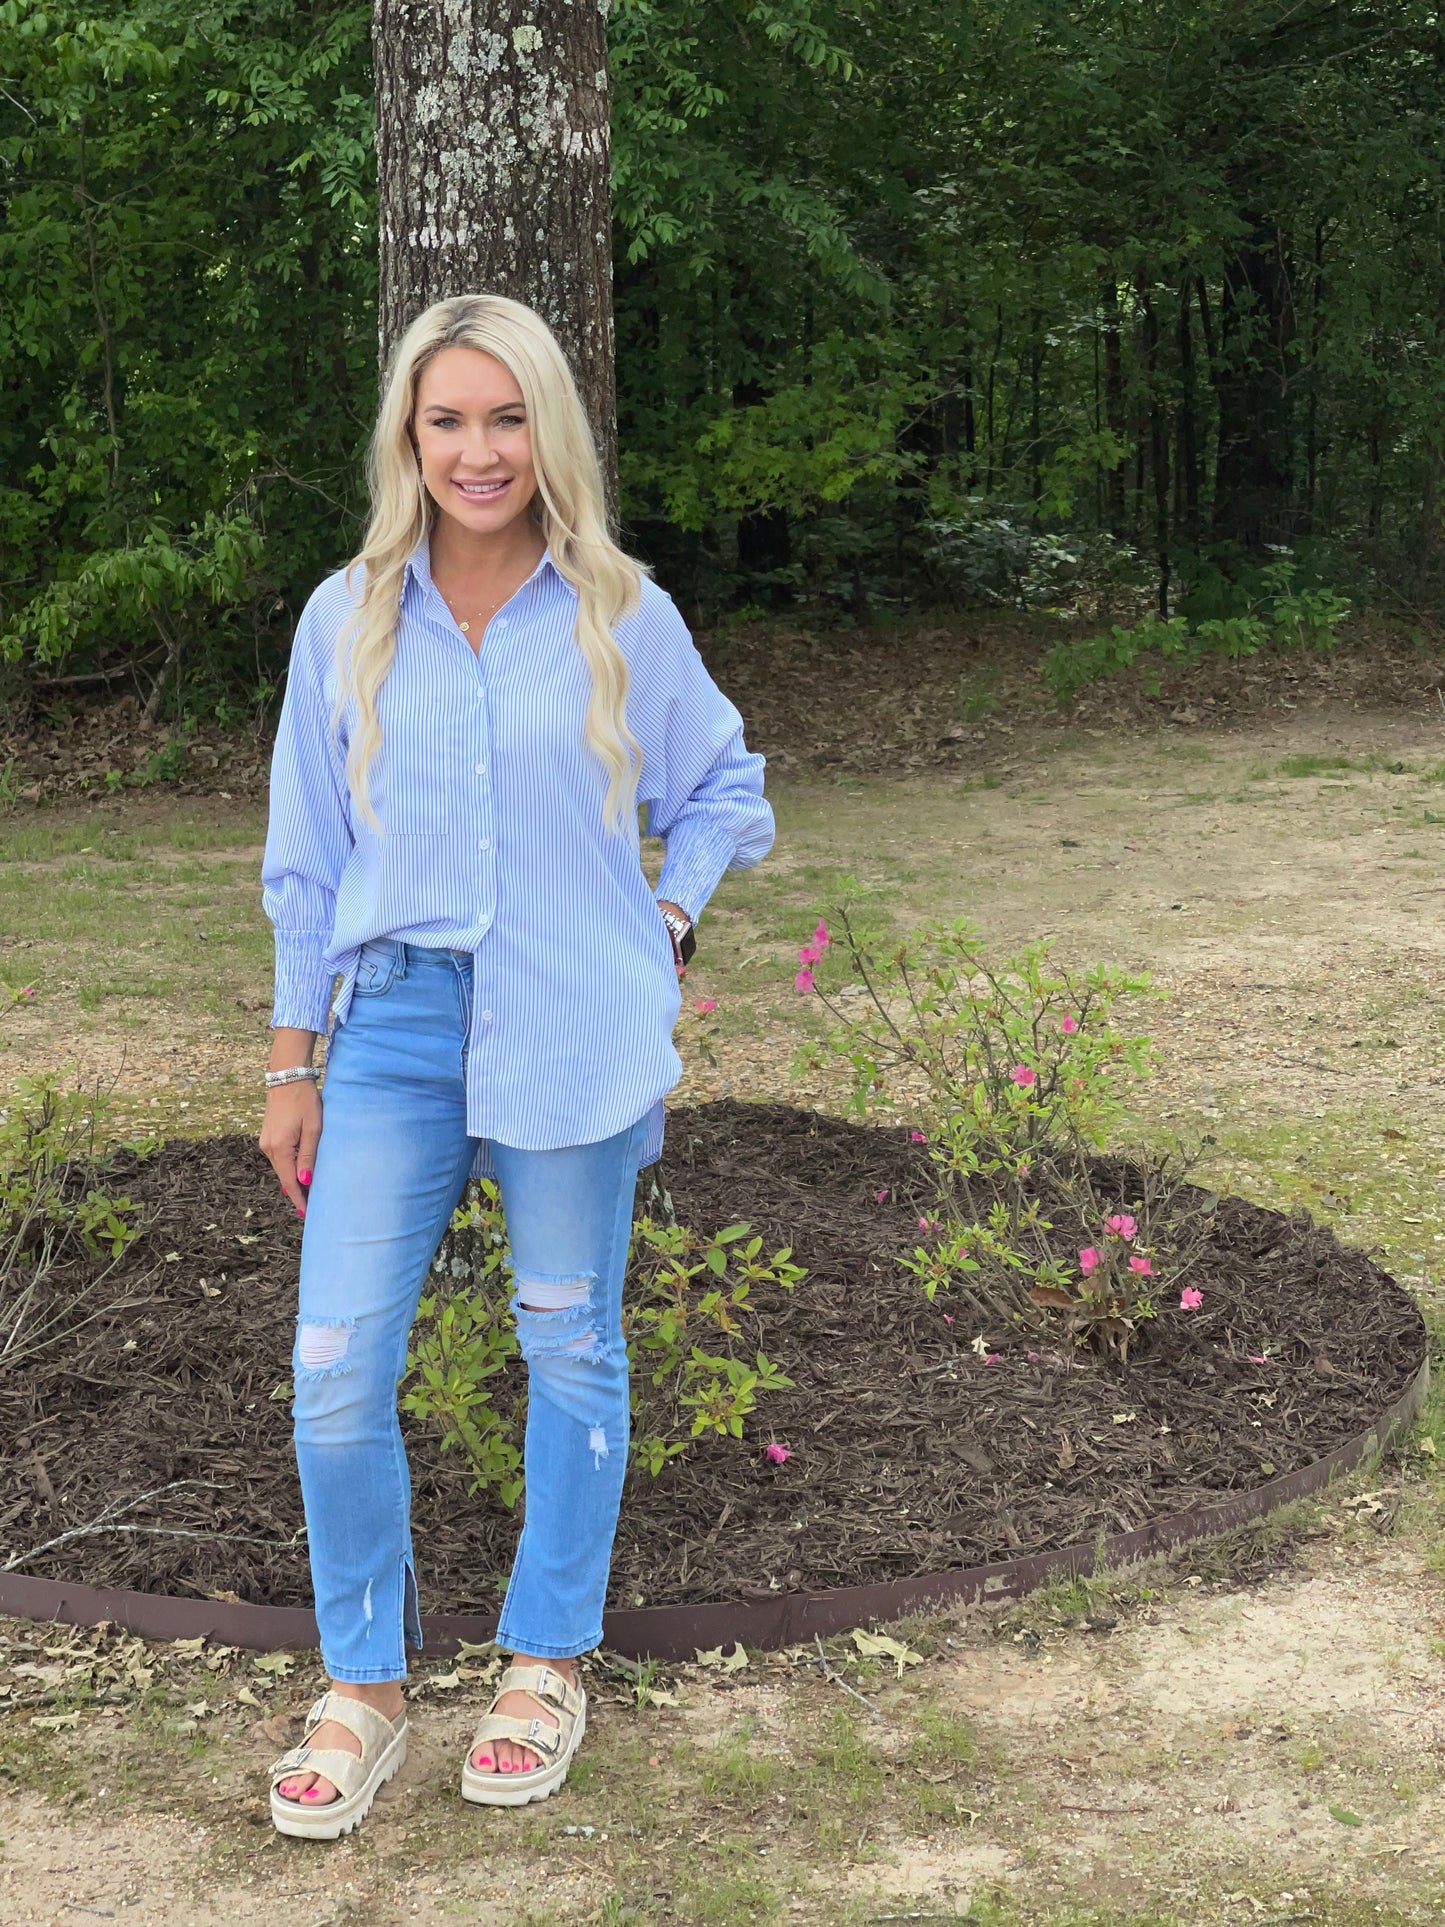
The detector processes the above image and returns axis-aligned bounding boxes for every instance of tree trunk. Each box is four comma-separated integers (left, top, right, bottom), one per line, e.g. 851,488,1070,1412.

1211,218,1297,557
1100,275,1126,536
372,0,618,523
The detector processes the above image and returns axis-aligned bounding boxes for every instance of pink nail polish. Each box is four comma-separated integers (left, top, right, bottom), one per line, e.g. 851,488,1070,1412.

298,1169,312,1185
301,1787,322,1801
476,1755,492,1768
296,1206,305,1218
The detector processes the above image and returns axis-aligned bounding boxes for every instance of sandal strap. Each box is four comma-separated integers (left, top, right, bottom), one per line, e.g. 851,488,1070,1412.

270,1745,372,1800
469,1710,564,1758
270,1691,403,1780
498,1662,584,1717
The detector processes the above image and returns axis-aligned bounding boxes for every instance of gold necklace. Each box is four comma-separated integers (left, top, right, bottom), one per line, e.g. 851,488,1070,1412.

444,590,506,635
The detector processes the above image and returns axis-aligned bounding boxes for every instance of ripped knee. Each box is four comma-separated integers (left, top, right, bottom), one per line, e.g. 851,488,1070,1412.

511,1271,599,1360
294,1316,356,1379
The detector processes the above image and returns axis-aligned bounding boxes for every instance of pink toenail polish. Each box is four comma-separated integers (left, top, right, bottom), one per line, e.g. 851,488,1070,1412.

298,1169,312,1184
477,1755,492,1767
301,1787,323,1800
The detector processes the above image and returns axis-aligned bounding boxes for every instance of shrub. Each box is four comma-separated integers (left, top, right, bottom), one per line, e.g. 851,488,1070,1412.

402,1178,804,1503
792,911,1212,1358
1043,557,1351,703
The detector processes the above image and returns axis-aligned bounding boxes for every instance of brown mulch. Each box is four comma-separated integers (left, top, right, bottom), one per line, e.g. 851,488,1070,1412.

0,1102,1425,1614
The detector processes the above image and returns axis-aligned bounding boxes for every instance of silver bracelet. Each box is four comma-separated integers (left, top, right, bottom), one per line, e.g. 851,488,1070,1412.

264,1065,321,1088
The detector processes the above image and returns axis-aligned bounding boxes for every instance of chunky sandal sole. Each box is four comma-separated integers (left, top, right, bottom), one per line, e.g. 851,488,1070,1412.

460,1706,586,1808
270,1723,408,1841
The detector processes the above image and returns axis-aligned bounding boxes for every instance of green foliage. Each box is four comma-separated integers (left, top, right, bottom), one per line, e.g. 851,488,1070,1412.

401,1180,805,1503
1043,557,1353,702
0,1067,153,1374
2,0,1441,692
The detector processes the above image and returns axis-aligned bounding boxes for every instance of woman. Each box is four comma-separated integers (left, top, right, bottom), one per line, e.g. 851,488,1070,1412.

259,292,773,1840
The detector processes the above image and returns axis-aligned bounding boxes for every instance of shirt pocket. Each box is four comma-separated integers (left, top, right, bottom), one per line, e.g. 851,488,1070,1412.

372,694,465,835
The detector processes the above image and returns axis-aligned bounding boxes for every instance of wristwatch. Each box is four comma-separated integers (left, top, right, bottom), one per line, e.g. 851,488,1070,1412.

658,904,695,965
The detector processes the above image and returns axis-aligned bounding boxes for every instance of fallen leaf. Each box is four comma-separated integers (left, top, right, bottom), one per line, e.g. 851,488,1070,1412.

1420,1436,1437,1458
1329,1805,1363,1827
850,1629,924,1677
642,1686,680,1708
31,1711,81,1730
424,1671,461,1691
235,1686,262,1708
695,1642,748,1673
252,1653,294,1678
171,1636,206,1659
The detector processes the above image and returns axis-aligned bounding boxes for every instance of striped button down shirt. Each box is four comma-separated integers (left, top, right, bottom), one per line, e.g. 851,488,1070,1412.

261,542,773,1169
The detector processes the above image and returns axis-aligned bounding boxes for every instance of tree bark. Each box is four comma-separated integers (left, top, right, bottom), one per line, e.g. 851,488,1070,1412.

1211,217,1297,557
372,0,618,523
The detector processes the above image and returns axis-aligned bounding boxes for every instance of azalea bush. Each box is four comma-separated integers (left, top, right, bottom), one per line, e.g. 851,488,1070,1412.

793,911,1211,1358
402,1179,804,1504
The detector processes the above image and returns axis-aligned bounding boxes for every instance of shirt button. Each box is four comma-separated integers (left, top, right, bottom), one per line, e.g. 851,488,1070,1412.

475,762,487,776
478,837,491,852
480,1010,493,1023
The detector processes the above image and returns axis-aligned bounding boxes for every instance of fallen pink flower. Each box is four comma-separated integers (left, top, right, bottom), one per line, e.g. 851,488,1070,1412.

763,1441,792,1464
694,997,718,1013
1104,1213,1138,1240
911,1129,928,1143
1061,1012,1078,1034
813,919,831,950
942,1314,954,1325
1128,1254,1153,1276
1027,1350,1040,1362
1247,1353,1272,1365
984,1352,1001,1365
874,1188,889,1203
1009,1065,1037,1088
794,967,815,993
1078,1246,1100,1275
797,943,822,967
1179,1286,1203,1310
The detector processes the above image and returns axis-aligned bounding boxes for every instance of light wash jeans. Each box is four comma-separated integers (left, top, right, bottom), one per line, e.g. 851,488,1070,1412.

292,938,649,1683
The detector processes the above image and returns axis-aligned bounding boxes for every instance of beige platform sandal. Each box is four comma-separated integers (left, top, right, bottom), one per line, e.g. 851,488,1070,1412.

460,1661,587,1808
269,1690,409,1841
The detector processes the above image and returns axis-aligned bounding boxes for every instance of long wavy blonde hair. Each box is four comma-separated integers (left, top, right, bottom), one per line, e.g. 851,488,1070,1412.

336,293,644,831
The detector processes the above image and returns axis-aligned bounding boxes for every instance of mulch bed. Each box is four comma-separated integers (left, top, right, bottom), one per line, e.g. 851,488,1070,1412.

0,1102,1425,1613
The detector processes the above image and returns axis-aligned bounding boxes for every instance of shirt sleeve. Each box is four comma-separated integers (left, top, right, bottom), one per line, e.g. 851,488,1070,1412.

260,596,354,1031
643,601,775,923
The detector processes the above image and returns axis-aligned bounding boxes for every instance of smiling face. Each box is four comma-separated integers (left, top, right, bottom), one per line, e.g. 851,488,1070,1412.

412,345,540,539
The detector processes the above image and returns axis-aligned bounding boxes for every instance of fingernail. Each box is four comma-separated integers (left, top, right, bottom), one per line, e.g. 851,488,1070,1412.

298,1169,312,1185
295,1206,306,1219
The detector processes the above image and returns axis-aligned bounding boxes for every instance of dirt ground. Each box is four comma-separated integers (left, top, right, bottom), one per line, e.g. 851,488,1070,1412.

3,692,1445,1923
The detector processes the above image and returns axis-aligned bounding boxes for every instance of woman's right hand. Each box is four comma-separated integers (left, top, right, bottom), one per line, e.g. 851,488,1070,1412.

260,1080,324,1219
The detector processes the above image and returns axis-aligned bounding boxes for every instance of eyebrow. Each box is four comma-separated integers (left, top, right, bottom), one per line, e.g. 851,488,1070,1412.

419,399,526,416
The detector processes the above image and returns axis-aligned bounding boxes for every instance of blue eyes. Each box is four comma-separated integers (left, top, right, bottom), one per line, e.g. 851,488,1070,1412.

428,414,524,430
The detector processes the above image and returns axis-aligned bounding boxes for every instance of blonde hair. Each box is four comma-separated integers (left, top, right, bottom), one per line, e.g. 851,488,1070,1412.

336,293,644,831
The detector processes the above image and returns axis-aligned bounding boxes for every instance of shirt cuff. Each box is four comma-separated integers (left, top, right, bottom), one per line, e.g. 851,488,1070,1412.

656,820,740,925
271,931,337,1034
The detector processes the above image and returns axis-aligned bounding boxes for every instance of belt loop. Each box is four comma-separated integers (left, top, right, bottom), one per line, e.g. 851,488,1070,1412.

396,940,410,979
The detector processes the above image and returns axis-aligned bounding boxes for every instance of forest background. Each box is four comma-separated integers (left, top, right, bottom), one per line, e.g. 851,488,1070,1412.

3,0,1444,724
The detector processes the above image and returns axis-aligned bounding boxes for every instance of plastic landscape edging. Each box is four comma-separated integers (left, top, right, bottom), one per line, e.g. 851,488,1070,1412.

0,1358,1427,1663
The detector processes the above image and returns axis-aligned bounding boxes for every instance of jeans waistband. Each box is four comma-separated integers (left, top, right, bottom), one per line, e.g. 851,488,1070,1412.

359,937,472,969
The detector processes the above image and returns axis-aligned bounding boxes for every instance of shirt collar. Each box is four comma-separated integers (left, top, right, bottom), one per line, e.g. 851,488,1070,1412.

404,533,559,600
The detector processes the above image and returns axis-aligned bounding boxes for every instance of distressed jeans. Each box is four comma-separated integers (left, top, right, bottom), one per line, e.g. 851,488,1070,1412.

291,938,649,1683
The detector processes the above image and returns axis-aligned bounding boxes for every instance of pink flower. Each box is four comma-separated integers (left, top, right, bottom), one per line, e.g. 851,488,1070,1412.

1061,1012,1078,1034
1128,1255,1152,1276
1027,1350,1040,1362
813,920,831,950
874,1188,889,1203
1009,1065,1037,1088
1179,1286,1203,1310
794,968,815,994
1248,1353,1271,1366
1104,1214,1138,1240
694,997,717,1013
942,1314,954,1325
911,1129,928,1143
984,1352,1001,1365
917,1215,940,1234
1017,1160,1031,1177
764,1441,792,1464
17,985,36,1002
1078,1246,1100,1275
798,944,822,967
